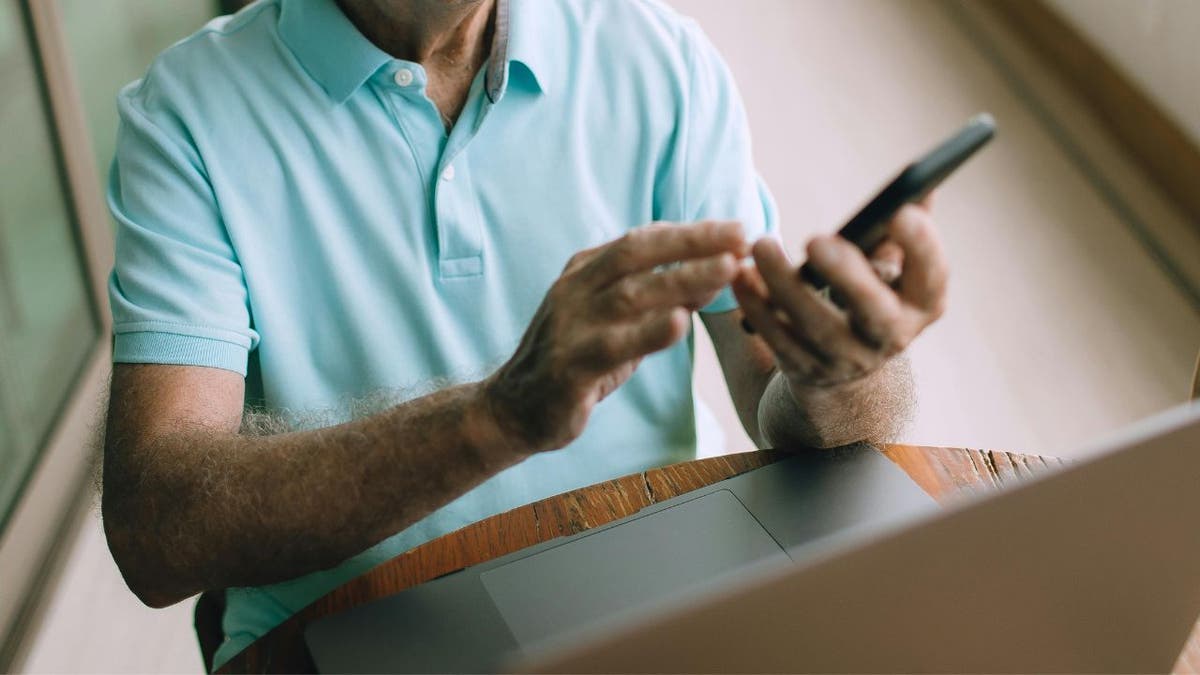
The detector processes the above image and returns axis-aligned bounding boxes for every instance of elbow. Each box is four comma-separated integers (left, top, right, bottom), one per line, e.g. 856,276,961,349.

759,401,886,450
101,497,192,609
757,396,873,450
756,359,914,450
760,418,858,450
755,381,837,449
127,571,189,609
131,583,187,610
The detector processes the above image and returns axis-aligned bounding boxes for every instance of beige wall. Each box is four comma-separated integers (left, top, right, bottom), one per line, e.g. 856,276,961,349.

1045,0,1200,146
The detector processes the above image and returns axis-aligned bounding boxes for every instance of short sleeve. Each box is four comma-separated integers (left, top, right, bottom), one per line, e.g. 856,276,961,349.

107,81,258,375
675,19,779,313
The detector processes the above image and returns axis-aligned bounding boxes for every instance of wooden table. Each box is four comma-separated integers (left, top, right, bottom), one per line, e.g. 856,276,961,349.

218,444,1200,673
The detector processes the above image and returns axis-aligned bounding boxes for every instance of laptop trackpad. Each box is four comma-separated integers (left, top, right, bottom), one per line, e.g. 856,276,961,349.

479,489,788,646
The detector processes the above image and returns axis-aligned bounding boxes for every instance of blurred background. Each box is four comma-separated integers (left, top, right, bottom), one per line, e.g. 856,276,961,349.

0,0,1196,672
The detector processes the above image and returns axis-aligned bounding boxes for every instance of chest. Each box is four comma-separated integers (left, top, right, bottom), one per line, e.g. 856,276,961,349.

205,79,672,292
197,80,673,398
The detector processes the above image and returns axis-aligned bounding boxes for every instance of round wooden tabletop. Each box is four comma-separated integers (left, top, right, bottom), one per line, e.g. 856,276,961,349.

216,444,1197,674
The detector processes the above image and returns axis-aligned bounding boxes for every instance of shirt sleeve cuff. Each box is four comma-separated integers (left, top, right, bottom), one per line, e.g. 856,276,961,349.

113,330,249,376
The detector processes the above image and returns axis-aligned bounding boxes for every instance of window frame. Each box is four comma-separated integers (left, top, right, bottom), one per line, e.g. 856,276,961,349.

0,0,116,668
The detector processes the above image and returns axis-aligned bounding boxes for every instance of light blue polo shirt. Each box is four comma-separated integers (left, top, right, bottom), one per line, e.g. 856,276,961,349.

108,0,776,667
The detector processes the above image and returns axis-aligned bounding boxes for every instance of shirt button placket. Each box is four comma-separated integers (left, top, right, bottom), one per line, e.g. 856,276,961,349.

435,155,484,279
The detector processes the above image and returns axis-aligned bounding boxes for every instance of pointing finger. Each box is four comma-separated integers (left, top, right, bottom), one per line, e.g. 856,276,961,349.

581,221,748,288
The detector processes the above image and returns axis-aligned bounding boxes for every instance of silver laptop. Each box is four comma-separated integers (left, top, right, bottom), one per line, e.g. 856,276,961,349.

307,403,1200,673
522,402,1200,673
305,443,938,672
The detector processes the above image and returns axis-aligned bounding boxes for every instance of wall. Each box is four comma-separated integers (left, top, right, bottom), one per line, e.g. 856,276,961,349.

1045,0,1200,147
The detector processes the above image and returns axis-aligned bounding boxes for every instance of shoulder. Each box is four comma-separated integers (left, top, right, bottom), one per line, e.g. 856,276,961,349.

528,0,722,101
118,0,284,125
552,0,710,60
566,0,694,35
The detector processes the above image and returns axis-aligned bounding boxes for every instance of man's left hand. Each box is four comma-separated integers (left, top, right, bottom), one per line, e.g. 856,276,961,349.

731,201,947,390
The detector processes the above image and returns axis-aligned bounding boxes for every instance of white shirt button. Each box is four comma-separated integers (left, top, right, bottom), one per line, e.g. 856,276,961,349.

441,164,456,181
393,68,414,87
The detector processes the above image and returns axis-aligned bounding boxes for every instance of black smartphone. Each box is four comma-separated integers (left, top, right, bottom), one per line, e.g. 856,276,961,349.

798,113,996,289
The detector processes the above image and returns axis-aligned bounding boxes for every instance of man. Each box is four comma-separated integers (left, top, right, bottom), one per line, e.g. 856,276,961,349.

102,0,946,668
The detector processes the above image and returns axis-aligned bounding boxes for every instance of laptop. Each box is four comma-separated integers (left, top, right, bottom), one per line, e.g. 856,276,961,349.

522,402,1200,673
304,443,938,673
307,403,1200,673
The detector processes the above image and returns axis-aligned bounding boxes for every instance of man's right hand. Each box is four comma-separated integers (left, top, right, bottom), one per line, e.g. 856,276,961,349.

484,221,747,455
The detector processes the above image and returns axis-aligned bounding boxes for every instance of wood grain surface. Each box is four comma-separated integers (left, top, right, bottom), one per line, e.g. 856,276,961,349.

217,445,1199,674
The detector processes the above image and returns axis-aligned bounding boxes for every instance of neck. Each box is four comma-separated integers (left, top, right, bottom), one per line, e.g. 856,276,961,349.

337,0,495,68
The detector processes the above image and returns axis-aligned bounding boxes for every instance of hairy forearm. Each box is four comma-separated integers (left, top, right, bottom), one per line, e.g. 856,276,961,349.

103,381,521,607
757,356,914,449
104,223,748,608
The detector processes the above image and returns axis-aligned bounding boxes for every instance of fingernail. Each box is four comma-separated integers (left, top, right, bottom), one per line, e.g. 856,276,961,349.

872,259,902,284
752,237,779,259
894,208,922,236
741,317,756,334
716,252,737,275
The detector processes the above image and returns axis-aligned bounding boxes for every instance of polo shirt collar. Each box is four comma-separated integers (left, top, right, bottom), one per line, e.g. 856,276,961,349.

278,0,550,105
278,0,391,104
492,0,557,99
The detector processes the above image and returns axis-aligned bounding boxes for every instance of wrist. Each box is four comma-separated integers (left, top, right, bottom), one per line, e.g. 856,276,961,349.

465,379,535,471
473,372,565,462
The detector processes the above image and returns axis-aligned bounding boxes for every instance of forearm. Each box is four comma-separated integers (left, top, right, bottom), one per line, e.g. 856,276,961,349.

103,380,520,606
104,222,747,608
756,356,914,449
